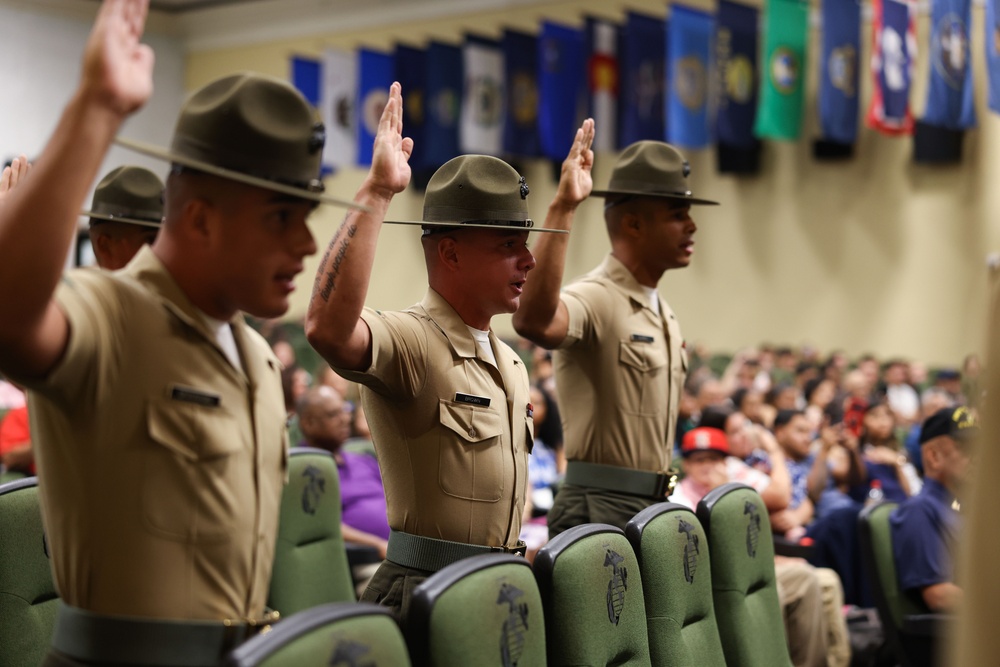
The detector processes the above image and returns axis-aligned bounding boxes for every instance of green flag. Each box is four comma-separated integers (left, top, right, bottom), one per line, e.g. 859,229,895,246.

754,0,809,140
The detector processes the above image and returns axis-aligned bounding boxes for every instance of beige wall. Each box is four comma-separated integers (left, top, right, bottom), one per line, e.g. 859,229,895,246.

185,0,999,367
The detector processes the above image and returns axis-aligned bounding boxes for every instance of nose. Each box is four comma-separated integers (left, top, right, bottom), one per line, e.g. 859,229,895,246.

295,219,318,258
520,245,536,273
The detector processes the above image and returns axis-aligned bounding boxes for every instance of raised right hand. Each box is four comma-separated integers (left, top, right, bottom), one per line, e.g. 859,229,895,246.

81,0,155,116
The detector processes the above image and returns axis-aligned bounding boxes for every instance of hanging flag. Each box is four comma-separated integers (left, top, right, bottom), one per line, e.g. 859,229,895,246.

667,6,713,149
716,0,760,172
923,0,975,129
754,0,808,141
988,0,1000,113
356,49,393,166
319,48,357,170
867,0,917,135
538,21,585,160
459,36,504,155
502,29,541,157
424,41,462,167
290,56,333,173
620,12,666,146
818,0,862,145
395,44,427,168
585,17,620,153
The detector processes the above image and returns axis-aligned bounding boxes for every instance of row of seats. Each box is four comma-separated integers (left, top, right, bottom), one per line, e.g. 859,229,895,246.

1,446,802,666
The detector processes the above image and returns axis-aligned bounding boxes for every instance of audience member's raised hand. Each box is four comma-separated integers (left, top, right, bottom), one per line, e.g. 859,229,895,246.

0,156,31,205
82,0,155,117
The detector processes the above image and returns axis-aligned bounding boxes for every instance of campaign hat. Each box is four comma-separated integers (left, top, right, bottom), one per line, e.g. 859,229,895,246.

591,140,718,206
83,166,164,228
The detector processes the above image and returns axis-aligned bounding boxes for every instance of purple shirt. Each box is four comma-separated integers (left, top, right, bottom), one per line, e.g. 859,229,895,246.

338,452,390,540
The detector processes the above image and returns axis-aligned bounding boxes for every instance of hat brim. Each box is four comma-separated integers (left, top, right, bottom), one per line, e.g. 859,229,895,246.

115,137,371,213
383,219,568,234
82,210,162,228
590,189,719,206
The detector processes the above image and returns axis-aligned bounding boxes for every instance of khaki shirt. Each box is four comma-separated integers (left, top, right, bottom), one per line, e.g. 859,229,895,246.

20,247,287,620
555,255,687,472
337,289,530,548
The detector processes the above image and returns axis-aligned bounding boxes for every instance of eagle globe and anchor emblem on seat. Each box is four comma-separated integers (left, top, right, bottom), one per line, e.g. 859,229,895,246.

604,548,629,625
678,518,700,584
496,581,530,667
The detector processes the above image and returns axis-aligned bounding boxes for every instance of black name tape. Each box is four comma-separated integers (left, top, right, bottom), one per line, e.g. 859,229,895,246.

170,386,221,408
455,392,491,407
630,334,654,343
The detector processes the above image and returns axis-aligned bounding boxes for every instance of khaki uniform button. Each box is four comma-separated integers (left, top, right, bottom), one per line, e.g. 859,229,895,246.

469,428,476,438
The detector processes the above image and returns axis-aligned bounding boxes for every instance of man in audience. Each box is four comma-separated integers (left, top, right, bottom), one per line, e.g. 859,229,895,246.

891,406,973,612
0,1,398,663
514,128,718,536
881,359,920,426
85,166,163,270
306,149,559,623
771,409,823,538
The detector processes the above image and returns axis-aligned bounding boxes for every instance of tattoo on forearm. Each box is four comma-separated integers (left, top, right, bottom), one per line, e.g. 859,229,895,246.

319,223,357,302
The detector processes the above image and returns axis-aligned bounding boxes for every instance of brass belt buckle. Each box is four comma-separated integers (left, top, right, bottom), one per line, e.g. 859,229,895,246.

655,468,679,498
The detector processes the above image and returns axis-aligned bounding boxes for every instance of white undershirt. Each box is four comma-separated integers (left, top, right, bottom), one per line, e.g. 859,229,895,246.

466,325,497,366
642,285,661,316
202,313,243,372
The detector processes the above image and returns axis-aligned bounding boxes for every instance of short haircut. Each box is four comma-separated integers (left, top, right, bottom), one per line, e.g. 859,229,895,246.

699,405,735,431
773,409,805,429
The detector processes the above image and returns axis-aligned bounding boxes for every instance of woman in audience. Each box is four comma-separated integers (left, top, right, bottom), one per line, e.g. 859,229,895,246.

860,401,920,501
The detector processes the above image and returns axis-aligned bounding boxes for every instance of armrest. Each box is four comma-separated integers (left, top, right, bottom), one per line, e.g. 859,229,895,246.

773,534,816,560
902,613,950,637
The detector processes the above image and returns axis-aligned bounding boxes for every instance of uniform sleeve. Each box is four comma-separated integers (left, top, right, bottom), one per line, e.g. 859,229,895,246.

891,502,950,593
16,269,125,410
334,307,428,400
558,281,602,350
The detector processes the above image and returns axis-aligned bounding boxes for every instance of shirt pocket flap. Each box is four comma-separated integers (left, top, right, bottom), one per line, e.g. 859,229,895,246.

619,340,667,372
147,399,241,462
439,401,503,444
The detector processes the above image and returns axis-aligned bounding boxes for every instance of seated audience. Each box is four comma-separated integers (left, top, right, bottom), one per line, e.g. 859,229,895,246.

771,409,822,539
860,401,919,501
890,406,973,613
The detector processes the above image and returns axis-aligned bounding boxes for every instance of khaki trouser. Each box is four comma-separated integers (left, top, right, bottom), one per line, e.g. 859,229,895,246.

776,560,851,667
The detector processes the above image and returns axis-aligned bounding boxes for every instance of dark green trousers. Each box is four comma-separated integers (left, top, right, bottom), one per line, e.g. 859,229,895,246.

546,483,661,539
360,559,434,629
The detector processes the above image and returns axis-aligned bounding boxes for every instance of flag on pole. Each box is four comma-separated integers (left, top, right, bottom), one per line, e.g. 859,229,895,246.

667,5,713,149
460,36,504,155
538,21,585,160
503,29,541,157
987,0,1000,113
424,41,462,167
716,0,760,172
867,0,916,135
290,56,332,173
395,44,427,167
754,0,809,140
356,48,392,166
620,12,666,146
923,0,975,129
818,0,862,144
312,49,356,169
585,17,620,153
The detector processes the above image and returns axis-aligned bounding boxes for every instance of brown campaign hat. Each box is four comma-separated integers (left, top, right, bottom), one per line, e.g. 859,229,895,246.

82,166,164,228
386,155,566,234
116,73,366,211
591,140,718,206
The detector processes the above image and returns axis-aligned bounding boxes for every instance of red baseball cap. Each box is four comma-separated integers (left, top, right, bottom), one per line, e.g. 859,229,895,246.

682,427,730,458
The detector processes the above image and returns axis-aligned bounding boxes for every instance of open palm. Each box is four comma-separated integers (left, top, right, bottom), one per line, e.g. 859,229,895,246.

369,82,413,196
82,0,155,116
556,118,596,205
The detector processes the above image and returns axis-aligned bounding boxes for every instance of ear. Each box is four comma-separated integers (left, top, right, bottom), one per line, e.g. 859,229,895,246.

436,236,460,271
92,229,114,264
180,197,217,242
621,211,643,237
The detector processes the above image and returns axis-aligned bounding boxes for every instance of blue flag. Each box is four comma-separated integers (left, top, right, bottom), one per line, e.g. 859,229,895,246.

620,12,666,146
503,30,541,157
667,6,712,149
290,56,335,175
424,41,462,167
356,49,393,166
538,21,585,160
988,0,1000,113
819,0,861,143
716,1,759,148
867,0,915,134
924,0,976,129
395,44,427,168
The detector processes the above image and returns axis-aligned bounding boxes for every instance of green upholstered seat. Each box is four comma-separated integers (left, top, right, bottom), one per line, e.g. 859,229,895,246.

268,448,355,616
0,476,59,667
534,523,651,667
626,502,726,667
696,483,792,667
407,553,546,667
858,502,945,667
224,602,409,667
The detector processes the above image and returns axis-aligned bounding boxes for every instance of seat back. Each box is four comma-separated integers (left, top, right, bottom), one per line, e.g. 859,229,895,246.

534,523,651,667
408,553,545,667
696,483,792,667
0,476,59,667
268,448,355,616
626,503,726,666
224,602,409,667
858,501,936,666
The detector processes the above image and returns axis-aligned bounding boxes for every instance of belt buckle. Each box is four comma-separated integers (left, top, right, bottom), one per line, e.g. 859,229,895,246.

654,468,679,499
510,545,527,557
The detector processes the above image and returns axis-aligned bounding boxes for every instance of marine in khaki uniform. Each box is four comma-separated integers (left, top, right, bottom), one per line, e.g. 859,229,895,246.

0,2,386,664
514,123,718,536
84,166,164,270
306,142,566,624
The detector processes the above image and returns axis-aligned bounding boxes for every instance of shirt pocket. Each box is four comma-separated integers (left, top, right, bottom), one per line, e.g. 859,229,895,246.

142,397,245,543
437,400,504,502
618,339,668,416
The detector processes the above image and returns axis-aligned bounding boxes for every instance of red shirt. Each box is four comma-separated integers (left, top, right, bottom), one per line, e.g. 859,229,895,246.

0,405,34,475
